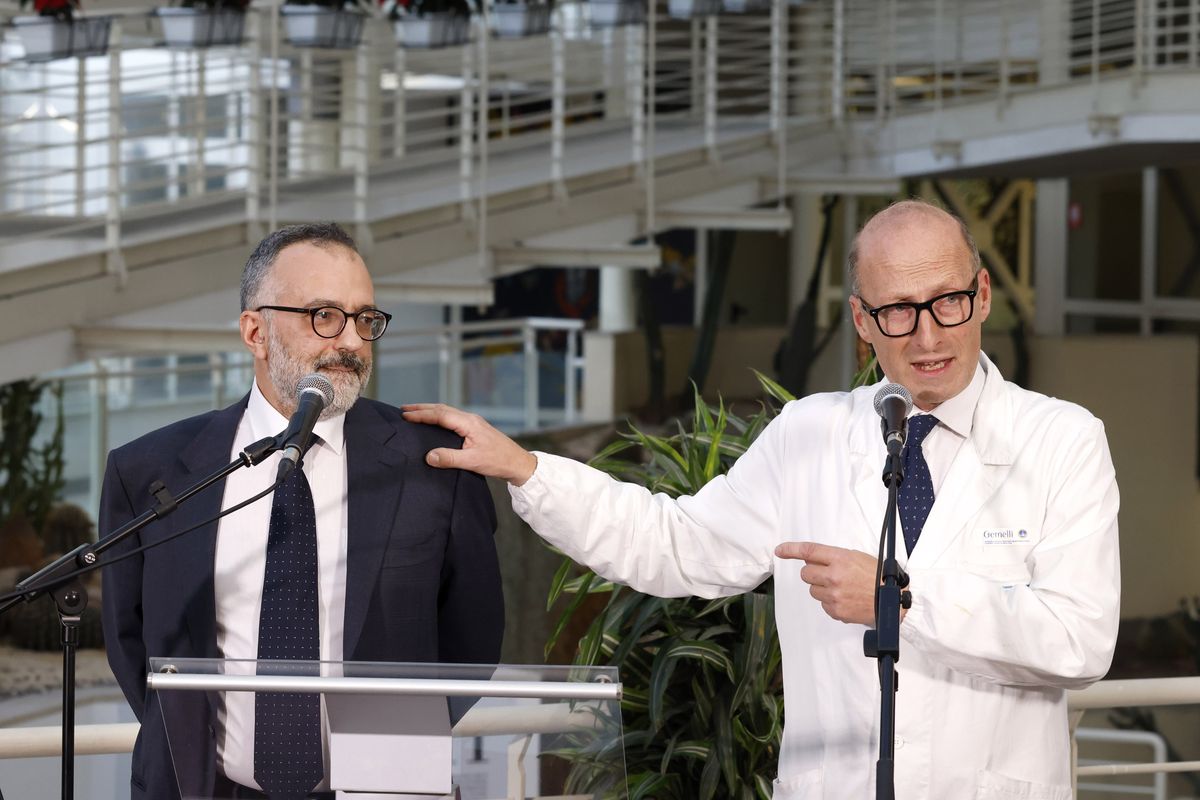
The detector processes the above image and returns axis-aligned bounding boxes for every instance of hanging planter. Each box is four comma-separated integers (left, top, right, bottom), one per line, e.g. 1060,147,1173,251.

588,0,643,27
721,0,768,11
13,15,111,60
14,0,111,61
157,1,248,48
282,2,366,48
393,11,470,48
667,0,719,18
388,0,472,48
490,0,551,38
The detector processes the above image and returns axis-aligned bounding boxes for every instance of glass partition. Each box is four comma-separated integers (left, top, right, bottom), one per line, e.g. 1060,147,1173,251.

149,658,626,799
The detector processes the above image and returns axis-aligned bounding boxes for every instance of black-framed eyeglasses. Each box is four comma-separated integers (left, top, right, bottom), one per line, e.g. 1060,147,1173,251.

856,281,978,338
256,305,393,341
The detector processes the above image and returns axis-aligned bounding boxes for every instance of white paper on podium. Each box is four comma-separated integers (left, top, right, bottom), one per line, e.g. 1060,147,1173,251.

326,693,452,794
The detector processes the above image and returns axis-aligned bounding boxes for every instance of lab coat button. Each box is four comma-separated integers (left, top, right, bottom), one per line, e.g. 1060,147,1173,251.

894,736,905,749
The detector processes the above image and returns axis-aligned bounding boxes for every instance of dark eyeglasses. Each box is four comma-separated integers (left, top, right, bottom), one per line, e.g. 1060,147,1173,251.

256,305,393,341
856,280,978,338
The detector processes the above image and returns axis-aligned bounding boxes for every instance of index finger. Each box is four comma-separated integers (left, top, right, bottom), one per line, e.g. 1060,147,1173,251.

401,403,468,431
775,541,835,563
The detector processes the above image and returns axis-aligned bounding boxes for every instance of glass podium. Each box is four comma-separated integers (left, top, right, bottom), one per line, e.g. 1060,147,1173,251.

148,658,626,800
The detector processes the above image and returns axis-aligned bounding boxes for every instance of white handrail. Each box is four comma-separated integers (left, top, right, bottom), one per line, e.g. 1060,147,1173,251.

0,701,606,760
1075,727,1167,799
1068,677,1200,791
1067,676,1200,710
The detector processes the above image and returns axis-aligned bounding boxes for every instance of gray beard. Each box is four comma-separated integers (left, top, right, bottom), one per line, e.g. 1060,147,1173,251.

265,324,372,419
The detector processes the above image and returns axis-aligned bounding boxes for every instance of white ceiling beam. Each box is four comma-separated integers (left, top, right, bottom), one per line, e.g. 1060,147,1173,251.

374,283,495,306
786,174,903,196
651,208,793,232
492,244,663,270
75,326,242,355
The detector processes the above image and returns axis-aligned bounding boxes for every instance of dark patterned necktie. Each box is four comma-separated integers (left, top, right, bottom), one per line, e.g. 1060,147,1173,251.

254,466,323,798
898,414,939,555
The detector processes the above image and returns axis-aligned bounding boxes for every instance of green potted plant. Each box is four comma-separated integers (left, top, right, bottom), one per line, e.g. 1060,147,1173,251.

282,0,367,48
13,0,111,61
157,0,249,48
388,0,472,48
547,363,881,797
490,0,551,38
546,378,790,798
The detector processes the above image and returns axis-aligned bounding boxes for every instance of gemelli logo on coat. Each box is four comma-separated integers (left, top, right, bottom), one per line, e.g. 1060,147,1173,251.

981,528,1032,545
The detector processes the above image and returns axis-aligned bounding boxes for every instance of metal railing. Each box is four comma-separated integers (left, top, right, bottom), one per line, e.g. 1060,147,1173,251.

0,0,788,280
0,700,605,800
1075,728,1167,799
3,1,1198,277
2,675,1197,797
1068,676,1200,795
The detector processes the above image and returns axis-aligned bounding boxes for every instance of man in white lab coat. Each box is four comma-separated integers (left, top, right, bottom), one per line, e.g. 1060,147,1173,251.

403,200,1120,799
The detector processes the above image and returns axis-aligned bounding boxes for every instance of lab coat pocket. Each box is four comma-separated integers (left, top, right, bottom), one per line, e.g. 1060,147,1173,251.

960,560,1031,586
771,767,822,798
975,769,1072,799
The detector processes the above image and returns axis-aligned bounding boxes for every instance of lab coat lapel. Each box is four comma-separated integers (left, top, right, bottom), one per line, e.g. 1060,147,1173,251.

907,357,1015,568
341,400,407,659
848,386,894,555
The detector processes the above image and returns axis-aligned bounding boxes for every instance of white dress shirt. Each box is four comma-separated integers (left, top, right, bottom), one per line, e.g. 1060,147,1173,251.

212,381,350,790
910,360,986,493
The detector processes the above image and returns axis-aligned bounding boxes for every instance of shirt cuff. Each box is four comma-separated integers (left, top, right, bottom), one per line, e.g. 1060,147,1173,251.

507,450,550,515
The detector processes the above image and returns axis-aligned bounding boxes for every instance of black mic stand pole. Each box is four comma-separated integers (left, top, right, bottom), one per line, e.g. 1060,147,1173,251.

0,435,280,800
862,435,912,800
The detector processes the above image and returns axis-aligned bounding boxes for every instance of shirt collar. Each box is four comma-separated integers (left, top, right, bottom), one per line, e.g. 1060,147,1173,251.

247,379,347,456
914,358,986,439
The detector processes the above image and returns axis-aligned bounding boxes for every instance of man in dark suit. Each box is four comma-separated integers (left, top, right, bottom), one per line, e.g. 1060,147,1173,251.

100,223,504,800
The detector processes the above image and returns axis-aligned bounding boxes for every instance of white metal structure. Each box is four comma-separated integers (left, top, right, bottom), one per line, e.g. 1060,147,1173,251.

3,0,1200,381
1,675,1197,797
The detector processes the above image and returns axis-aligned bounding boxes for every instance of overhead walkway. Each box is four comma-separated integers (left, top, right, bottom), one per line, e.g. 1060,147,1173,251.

3,0,1200,382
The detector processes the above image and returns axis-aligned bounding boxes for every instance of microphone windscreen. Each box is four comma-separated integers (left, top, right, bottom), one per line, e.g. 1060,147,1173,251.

873,383,912,417
297,373,335,406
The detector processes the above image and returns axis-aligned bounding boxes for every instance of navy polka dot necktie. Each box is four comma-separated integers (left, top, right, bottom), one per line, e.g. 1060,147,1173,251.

254,466,323,799
899,414,939,555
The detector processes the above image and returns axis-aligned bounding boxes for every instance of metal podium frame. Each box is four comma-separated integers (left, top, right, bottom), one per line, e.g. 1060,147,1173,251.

147,659,624,800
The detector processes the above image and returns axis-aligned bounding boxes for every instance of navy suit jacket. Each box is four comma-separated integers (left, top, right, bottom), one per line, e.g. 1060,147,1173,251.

99,396,504,799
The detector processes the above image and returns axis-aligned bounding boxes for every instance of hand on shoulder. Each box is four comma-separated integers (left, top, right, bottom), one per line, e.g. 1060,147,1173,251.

401,403,538,486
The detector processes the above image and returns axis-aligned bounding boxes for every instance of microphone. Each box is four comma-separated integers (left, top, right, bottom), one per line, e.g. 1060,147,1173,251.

873,383,912,457
276,373,335,481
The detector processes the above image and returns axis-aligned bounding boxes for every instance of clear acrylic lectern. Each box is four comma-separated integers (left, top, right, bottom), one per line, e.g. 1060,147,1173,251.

148,658,626,800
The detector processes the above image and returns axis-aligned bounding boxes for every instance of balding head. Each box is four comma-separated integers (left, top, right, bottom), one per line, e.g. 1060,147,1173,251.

848,200,980,296
846,198,991,411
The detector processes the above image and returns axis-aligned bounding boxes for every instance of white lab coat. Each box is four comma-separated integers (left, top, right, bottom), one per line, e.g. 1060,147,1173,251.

509,355,1120,799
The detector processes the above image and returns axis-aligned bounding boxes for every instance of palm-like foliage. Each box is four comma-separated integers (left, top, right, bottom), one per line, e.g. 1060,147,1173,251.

544,372,790,799
546,361,881,799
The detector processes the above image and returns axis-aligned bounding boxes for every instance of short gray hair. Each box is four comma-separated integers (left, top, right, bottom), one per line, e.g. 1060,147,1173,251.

847,199,981,296
240,222,359,311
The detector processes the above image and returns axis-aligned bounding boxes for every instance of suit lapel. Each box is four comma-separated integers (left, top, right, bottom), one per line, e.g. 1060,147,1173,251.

171,398,248,659
342,400,408,659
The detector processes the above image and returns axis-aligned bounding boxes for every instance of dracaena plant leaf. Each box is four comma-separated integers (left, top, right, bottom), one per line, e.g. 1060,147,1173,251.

547,372,787,797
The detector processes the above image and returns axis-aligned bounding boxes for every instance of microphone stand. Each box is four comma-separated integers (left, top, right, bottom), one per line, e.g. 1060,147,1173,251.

862,427,912,800
0,435,281,800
